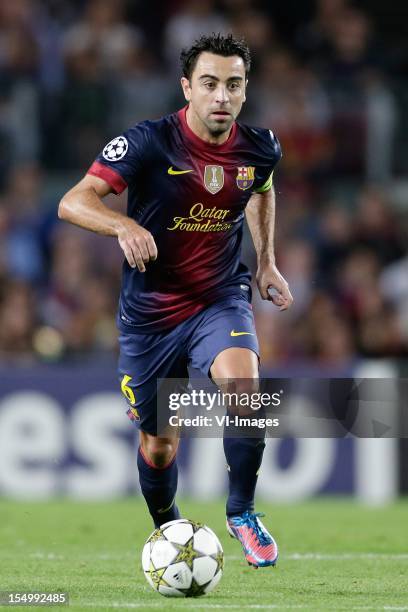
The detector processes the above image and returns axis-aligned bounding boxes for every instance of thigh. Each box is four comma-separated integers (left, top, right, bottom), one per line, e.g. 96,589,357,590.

187,292,259,378
118,329,188,435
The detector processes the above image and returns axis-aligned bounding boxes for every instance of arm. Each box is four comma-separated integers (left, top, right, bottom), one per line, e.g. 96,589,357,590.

245,187,293,310
58,174,157,272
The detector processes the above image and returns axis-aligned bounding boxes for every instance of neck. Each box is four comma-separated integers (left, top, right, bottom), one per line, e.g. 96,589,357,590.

185,105,232,145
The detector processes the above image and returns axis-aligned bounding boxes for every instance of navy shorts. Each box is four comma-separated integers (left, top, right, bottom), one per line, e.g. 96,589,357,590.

117,288,259,434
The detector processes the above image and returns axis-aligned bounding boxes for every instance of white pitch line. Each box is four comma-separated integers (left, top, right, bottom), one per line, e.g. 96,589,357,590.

78,604,310,610
228,553,408,561
255,553,408,561
14,551,408,562
71,604,408,611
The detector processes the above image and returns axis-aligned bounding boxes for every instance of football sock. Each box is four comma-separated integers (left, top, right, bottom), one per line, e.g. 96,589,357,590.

137,446,180,528
223,436,266,517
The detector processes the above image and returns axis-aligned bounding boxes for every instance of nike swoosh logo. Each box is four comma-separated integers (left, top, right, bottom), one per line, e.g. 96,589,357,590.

230,330,254,337
157,497,176,514
168,166,193,175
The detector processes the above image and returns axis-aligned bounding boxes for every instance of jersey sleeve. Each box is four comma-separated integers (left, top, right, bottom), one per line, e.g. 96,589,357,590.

255,170,274,193
87,123,150,194
253,130,282,194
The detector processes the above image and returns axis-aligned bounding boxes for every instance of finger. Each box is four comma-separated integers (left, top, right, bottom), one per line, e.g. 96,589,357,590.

280,284,294,303
275,295,293,311
132,246,146,272
259,286,270,300
146,234,158,261
267,286,282,302
257,278,269,300
270,284,294,307
135,238,150,263
271,294,285,307
120,242,137,269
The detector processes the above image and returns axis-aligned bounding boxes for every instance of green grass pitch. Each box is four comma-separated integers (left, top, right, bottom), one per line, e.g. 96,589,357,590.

0,498,407,611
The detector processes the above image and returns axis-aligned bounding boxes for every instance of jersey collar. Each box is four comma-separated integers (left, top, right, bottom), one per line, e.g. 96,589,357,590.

177,105,237,153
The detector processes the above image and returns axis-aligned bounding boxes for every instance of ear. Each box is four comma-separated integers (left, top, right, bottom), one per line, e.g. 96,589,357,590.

180,77,191,102
242,78,248,103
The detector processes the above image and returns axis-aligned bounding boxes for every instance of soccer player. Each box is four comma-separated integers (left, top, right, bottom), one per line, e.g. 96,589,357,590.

59,33,293,568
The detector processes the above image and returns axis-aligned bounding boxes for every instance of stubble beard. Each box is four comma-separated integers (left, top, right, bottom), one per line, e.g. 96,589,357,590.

205,116,234,138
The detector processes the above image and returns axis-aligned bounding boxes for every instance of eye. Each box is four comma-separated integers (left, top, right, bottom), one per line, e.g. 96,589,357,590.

229,82,240,91
204,81,216,89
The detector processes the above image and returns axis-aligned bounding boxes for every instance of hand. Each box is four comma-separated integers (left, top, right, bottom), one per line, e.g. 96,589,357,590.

256,262,293,311
116,218,158,272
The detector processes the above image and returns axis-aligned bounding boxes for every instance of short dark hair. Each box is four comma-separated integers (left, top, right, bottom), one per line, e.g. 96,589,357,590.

180,33,251,80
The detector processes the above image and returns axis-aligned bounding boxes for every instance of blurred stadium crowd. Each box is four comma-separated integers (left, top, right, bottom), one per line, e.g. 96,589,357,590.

0,0,407,370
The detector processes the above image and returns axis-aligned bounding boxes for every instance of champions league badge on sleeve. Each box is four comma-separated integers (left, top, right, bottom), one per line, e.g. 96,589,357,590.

236,166,255,190
103,136,128,161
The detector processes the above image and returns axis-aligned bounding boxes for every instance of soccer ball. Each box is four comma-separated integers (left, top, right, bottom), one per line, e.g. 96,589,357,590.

142,518,224,597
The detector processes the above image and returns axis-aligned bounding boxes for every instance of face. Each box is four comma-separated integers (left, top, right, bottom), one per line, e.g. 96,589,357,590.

181,52,247,139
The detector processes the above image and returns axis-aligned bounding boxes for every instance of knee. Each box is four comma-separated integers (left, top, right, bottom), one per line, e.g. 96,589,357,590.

211,348,259,381
230,378,259,395
222,376,259,403
140,434,178,468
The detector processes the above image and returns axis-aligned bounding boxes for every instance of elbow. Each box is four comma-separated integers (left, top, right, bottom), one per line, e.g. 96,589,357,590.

58,196,70,221
57,199,65,220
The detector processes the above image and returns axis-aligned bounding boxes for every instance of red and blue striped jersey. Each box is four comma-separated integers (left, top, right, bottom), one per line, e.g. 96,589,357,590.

87,106,281,332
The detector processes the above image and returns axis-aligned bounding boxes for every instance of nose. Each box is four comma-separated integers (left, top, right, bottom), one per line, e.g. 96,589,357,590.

215,84,229,104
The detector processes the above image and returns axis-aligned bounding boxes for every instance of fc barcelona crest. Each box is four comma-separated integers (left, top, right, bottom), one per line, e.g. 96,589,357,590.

127,406,140,422
236,166,255,190
204,165,224,194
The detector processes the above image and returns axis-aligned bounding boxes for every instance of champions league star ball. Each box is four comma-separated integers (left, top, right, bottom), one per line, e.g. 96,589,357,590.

142,519,224,597
102,136,128,161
